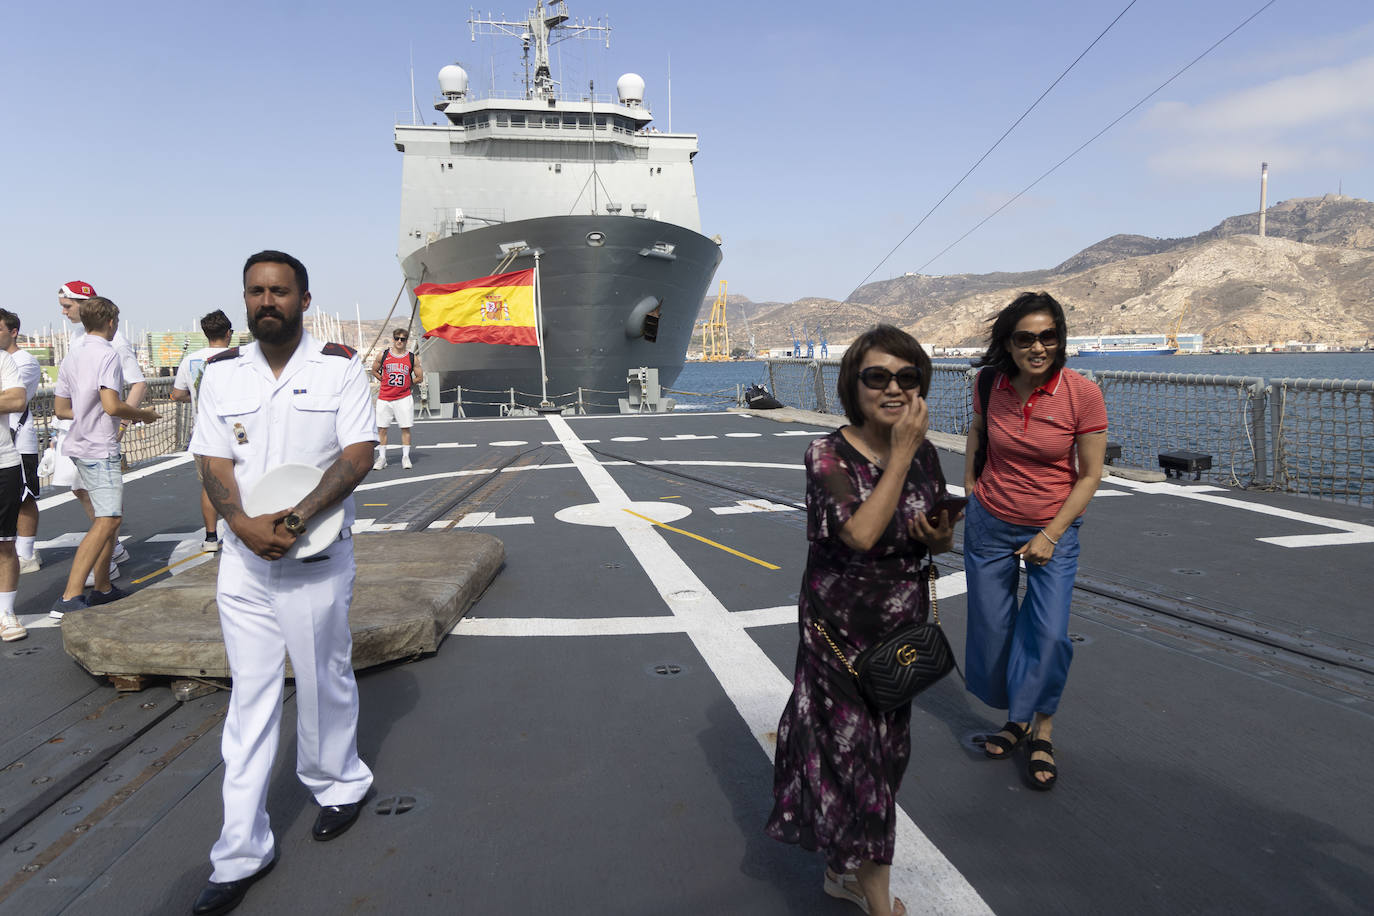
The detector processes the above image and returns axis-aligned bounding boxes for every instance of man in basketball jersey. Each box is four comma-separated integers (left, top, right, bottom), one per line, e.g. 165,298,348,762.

370,328,421,470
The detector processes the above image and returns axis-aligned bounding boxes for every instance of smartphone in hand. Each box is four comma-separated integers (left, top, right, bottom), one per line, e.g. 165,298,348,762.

926,496,968,527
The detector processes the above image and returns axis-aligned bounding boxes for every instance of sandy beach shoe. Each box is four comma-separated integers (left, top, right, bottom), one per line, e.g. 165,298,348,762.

823,869,868,913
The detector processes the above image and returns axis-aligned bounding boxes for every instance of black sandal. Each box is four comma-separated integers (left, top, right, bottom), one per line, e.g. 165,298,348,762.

1027,737,1058,790
982,721,1028,760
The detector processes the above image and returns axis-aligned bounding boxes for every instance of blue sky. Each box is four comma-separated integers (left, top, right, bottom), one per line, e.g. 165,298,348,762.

2,0,1370,334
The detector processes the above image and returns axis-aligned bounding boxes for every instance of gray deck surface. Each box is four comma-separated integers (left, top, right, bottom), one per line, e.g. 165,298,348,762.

2,410,1371,915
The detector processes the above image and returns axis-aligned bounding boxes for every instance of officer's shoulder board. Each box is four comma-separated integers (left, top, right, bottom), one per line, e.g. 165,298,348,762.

206,347,241,364
321,342,357,359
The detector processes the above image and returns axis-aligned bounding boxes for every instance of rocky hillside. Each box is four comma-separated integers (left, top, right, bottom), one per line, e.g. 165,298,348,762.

706,195,1374,350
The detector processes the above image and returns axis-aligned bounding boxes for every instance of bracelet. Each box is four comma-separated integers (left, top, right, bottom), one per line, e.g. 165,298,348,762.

1039,529,1060,546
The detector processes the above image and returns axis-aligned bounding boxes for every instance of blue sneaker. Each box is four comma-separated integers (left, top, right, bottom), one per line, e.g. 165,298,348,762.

88,585,129,607
49,594,90,621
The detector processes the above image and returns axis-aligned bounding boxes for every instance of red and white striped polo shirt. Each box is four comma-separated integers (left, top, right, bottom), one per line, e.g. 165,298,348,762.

973,368,1107,527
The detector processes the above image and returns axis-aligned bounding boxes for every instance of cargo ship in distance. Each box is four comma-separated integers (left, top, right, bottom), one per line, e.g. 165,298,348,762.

394,0,722,412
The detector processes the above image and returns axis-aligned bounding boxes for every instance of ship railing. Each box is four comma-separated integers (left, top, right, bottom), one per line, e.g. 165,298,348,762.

28,378,190,488
763,359,1374,508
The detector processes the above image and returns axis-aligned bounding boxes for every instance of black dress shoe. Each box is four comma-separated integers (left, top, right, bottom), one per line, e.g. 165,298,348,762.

191,852,277,915
312,801,362,841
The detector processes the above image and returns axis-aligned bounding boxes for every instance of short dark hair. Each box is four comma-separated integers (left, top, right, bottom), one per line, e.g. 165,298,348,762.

836,324,932,426
80,297,119,332
0,309,18,334
393,328,409,339
974,291,1069,377
200,309,232,340
243,250,308,294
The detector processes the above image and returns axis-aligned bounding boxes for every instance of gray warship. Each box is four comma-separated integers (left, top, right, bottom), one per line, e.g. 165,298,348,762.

394,0,722,411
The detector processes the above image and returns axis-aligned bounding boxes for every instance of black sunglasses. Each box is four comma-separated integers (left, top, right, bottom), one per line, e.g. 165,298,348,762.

1011,329,1059,349
858,366,922,391
394,335,408,341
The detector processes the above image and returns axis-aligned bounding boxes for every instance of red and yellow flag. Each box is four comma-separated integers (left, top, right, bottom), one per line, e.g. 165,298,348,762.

415,268,538,346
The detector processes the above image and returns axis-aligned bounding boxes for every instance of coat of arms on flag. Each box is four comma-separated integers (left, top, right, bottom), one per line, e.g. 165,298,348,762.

414,268,537,346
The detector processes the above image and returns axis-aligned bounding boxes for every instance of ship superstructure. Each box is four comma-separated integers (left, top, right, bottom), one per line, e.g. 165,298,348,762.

394,0,721,411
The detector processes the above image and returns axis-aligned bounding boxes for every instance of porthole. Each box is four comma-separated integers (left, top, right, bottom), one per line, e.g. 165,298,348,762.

586,231,606,247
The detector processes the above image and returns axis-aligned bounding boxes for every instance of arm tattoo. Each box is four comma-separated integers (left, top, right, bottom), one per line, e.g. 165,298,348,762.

197,456,246,523
294,444,373,521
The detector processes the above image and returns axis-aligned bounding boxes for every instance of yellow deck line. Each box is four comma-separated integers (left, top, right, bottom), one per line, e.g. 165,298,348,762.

131,550,211,584
621,508,780,570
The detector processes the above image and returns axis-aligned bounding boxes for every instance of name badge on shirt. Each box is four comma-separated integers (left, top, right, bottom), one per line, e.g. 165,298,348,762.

233,422,249,445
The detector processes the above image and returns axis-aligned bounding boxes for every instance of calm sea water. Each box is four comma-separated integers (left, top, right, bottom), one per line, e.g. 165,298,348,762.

673,352,1374,404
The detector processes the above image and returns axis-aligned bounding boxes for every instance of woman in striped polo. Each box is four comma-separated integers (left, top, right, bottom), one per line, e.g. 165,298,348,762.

962,292,1107,790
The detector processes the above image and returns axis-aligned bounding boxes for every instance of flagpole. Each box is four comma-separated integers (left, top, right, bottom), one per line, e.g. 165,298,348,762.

533,250,551,409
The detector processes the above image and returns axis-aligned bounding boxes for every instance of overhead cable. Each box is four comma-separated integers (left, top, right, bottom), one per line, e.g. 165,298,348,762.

837,0,1141,307
914,0,1279,275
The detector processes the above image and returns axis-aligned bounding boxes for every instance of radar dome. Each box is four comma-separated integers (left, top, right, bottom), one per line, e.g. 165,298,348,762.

438,64,469,99
616,73,645,107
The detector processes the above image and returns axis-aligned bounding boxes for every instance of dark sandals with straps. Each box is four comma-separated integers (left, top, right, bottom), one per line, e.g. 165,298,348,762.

982,721,1029,760
1027,737,1058,790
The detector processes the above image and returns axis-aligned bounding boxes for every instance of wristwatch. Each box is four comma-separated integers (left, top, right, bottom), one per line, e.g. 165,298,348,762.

282,513,307,536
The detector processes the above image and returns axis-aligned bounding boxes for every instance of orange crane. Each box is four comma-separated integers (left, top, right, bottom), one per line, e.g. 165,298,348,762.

1167,299,1190,350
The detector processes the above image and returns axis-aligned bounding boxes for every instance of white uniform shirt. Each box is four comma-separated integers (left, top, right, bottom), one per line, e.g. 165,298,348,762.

0,351,24,470
189,331,376,533
7,348,41,455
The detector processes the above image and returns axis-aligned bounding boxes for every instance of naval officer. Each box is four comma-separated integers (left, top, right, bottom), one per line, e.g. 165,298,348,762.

189,250,376,916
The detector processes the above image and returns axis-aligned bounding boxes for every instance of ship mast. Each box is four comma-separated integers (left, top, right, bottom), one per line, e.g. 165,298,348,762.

469,0,611,101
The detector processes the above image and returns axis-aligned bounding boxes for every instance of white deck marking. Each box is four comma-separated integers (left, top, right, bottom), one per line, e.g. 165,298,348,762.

1110,477,1374,547
711,499,800,515
489,440,528,447
147,531,207,543
448,513,535,528
610,436,648,442
774,430,828,436
540,439,599,445
535,414,992,915
660,434,717,441
35,454,194,510
423,442,477,449
725,432,762,438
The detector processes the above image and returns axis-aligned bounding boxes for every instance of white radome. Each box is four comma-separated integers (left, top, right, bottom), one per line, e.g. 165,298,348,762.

616,72,645,106
438,64,469,98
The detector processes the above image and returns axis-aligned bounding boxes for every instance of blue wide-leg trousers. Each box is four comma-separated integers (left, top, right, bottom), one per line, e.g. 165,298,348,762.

962,494,1082,721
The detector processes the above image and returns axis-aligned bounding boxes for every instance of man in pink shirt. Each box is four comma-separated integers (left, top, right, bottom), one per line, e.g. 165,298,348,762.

50,297,159,619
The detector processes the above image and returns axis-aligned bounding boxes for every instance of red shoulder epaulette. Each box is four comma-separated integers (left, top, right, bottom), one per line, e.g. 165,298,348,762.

207,347,241,364
321,342,357,358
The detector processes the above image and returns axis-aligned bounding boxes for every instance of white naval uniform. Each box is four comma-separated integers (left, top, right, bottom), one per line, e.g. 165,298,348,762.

189,331,376,882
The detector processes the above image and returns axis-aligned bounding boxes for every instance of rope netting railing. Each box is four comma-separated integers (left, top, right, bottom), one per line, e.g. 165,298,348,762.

1090,371,1268,489
762,360,1374,507
31,378,191,487
1270,378,1374,505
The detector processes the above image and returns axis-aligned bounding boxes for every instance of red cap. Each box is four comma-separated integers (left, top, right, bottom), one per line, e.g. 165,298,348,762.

59,281,97,299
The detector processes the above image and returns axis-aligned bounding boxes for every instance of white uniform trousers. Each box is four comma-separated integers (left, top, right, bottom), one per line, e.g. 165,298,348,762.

209,536,373,882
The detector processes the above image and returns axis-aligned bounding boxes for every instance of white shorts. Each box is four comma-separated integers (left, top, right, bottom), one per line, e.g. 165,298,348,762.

376,396,414,429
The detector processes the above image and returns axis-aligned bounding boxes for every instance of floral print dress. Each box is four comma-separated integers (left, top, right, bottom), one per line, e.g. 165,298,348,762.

766,429,947,873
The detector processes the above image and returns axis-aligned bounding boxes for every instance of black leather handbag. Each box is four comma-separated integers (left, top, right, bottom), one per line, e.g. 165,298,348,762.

812,565,960,713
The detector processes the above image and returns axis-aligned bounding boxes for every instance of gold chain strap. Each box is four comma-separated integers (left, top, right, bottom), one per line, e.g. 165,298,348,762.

811,562,941,679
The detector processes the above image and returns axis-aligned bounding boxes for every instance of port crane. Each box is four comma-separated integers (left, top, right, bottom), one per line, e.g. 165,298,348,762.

696,280,731,361
816,325,829,359
802,323,815,358
789,325,802,358
738,305,756,358
1166,299,1190,351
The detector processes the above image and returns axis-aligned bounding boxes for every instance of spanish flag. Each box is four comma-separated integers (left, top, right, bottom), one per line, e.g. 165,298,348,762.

415,269,538,346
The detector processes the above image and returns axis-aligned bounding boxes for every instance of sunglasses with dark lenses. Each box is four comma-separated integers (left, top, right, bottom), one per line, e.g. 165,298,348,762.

858,366,922,391
394,336,408,342
1011,329,1060,349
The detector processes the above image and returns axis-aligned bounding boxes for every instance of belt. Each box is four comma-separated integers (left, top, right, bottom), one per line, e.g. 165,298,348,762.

301,527,351,563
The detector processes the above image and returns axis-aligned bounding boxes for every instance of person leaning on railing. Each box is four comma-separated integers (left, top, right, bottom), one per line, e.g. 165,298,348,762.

961,291,1107,791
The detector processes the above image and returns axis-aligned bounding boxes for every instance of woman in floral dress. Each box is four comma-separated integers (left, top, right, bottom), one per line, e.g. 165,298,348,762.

766,325,958,916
